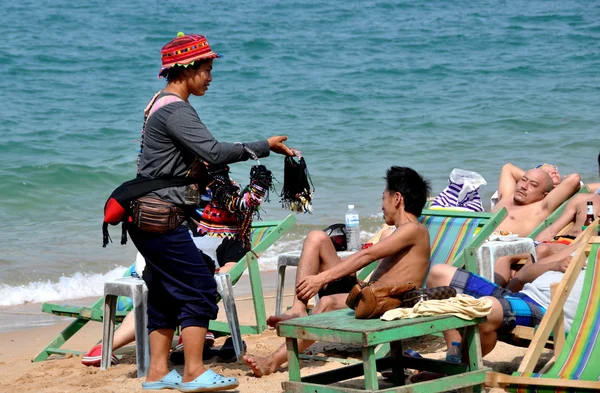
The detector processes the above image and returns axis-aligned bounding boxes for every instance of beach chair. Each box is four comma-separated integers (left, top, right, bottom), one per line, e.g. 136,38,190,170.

419,208,508,271
487,222,600,392
33,215,296,362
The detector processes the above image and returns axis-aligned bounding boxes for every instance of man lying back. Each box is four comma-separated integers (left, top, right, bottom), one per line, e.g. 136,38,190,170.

492,163,580,237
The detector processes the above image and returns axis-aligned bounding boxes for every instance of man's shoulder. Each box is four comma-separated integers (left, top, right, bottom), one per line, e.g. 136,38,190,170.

392,221,430,245
395,220,427,233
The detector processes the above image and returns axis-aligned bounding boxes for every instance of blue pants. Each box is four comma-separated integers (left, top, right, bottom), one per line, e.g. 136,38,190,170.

128,225,218,333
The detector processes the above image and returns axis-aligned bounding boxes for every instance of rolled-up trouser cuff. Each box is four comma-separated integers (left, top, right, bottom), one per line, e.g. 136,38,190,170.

180,317,210,330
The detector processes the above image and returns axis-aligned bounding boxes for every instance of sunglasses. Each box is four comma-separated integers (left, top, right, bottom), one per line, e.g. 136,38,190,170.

535,163,559,172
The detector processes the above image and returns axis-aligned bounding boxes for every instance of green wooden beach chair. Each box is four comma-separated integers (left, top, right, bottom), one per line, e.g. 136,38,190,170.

487,226,600,392
33,215,296,362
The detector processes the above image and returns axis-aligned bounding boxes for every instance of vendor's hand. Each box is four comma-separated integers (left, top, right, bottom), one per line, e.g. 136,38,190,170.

267,136,295,157
296,274,325,303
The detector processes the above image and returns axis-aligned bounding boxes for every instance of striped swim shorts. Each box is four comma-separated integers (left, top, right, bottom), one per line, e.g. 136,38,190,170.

450,269,546,331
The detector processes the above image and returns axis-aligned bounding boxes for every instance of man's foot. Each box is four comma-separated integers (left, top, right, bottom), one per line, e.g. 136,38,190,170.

81,343,118,367
242,354,278,377
266,309,308,329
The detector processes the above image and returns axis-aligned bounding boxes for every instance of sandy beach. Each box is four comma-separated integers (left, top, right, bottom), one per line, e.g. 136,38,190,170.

0,269,555,393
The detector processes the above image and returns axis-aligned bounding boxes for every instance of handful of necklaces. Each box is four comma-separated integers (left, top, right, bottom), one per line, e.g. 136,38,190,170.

280,149,314,214
197,148,314,248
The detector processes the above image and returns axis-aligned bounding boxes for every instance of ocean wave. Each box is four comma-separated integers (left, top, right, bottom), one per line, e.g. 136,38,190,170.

0,221,387,307
0,266,129,307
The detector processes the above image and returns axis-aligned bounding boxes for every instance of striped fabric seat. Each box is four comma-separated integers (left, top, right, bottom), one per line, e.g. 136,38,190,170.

419,215,483,267
249,226,270,248
506,244,600,392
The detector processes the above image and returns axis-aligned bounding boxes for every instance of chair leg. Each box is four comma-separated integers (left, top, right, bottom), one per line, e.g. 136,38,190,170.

101,294,117,370
133,285,149,377
275,264,286,316
216,274,244,361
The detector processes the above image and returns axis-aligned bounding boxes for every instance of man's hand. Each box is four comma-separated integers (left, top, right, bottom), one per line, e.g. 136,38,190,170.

267,136,295,156
296,274,325,303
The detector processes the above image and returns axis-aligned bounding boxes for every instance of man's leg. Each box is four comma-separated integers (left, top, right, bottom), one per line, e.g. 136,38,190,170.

267,230,344,327
113,311,137,350
478,298,503,356
243,294,347,377
494,253,534,287
82,311,137,367
427,265,464,347
427,264,507,355
536,243,567,260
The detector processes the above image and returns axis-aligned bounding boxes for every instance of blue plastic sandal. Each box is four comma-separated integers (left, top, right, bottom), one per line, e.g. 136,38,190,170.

178,369,239,392
142,370,182,390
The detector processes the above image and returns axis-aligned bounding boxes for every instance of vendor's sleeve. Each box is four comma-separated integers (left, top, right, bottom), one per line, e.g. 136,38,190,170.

166,105,270,164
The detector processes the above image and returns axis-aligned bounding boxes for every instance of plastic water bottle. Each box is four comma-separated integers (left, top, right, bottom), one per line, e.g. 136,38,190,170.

345,204,361,251
446,341,462,363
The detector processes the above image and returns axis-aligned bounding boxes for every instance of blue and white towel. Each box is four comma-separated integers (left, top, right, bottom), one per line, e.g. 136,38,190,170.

431,169,487,212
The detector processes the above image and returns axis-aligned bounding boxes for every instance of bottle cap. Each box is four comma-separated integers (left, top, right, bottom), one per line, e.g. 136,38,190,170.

348,204,354,209
404,349,423,358
451,341,461,346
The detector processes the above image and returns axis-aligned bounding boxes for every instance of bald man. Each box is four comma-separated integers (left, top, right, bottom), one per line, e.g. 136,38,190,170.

492,163,581,237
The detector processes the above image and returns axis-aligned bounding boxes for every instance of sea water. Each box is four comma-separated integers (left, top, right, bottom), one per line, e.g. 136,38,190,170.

0,0,599,311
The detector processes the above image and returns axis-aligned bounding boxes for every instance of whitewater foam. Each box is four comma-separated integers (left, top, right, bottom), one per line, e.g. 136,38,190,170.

0,226,385,307
0,266,129,307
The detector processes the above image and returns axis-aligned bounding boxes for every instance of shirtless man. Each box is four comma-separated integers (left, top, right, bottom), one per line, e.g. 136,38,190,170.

494,154,599,288
492,163,581,237
243,166,432,377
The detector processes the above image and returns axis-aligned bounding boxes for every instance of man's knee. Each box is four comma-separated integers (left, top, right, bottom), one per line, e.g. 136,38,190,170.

480,297,503,333
535,243,552,259
305,230,330,245
314,294,345,314
426,264,456,288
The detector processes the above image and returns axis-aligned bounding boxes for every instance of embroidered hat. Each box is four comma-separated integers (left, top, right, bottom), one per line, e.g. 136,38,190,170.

159,32,222,78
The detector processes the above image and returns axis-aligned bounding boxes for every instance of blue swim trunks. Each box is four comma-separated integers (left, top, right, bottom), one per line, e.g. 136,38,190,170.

450,269,546,331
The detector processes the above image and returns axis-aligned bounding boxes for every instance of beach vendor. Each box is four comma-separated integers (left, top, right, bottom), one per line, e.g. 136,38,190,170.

127,32,294,391
243,166,432,377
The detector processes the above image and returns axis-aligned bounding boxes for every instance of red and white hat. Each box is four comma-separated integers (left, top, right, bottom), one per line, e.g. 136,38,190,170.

159,32,222,78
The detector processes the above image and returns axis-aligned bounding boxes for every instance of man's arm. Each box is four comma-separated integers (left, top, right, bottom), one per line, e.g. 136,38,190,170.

295,223,421,301
541,173,581,213
506,243,577,292
535,194,583,241
496,163,525,203
325,223,421,283
586,182,600,193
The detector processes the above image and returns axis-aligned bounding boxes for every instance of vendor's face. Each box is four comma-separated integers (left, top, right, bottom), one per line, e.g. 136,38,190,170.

188,59,214,96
